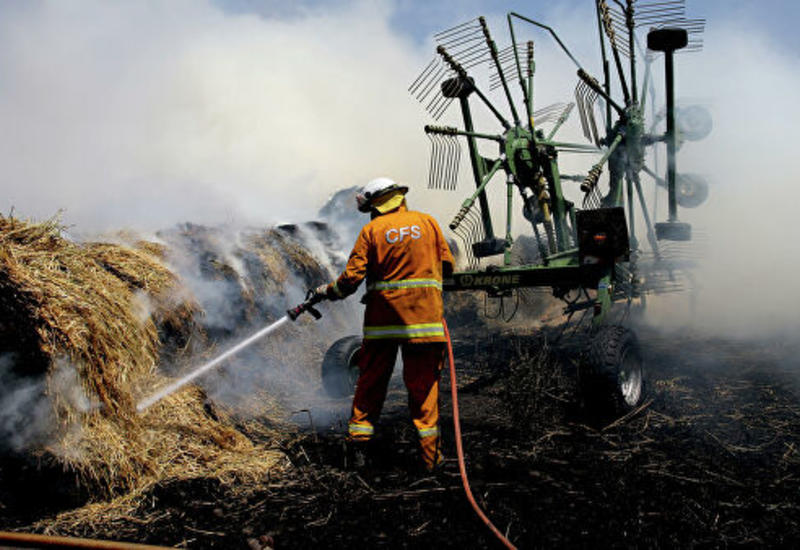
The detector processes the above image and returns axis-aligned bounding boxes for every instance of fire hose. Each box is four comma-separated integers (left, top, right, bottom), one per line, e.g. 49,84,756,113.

136,289,516,548
444,319,517,550
0,531,170,549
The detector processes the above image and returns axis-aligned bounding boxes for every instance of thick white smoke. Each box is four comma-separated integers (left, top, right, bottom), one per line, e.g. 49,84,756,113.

0,0,797,340
637,20,800,337
0,0,430,232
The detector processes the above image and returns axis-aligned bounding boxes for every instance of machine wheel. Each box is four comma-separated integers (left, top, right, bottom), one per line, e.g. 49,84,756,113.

581,326,644,416
321,335,362,398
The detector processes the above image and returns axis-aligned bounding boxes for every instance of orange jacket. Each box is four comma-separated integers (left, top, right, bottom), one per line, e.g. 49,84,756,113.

328,203,454,343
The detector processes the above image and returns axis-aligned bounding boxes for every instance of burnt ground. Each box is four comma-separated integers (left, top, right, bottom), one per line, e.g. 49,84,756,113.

3,325,800,549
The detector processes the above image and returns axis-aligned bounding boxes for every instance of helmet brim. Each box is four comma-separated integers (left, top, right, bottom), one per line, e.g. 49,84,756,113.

357,185,408,212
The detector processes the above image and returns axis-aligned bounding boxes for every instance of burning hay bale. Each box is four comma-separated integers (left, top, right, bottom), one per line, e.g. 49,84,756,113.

148,222,361,407
85,241,202,358
155,223,335,339
0,216,283,498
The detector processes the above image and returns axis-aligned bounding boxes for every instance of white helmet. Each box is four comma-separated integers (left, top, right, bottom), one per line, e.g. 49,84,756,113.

355,177,409,212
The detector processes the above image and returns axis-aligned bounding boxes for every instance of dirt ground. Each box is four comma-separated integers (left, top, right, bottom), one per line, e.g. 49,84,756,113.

3,324,800,549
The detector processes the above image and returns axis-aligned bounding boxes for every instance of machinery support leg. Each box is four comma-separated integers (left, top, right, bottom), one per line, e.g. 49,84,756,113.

592,268,613,329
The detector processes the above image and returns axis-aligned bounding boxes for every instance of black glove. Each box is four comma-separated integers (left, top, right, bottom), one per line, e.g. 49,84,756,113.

312,284,330,302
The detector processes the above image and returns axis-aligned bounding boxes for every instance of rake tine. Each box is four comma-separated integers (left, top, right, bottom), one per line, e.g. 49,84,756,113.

443,136,452,189
452,138,462,190
434,19,479,41
425,81,450,113
421,62,450,100
427,93,445,118
434,135,445,189
428,88,451,117
427,134,437,189
587,89,600,144
443,136,454,191
456,45,491,69
417,65,448,104
450,40,486,57
450,136,459,190
440,135,451,191
467,213,483,268
575,81,594,143
457,216,475,268
448,135,460,190
428,134,439,189
409,58,438,94
419,64,447,102
440,134,451,188
441,135,451,189
637,0,685,9
433,134,445,190
431,95,455,120
442,33,484,53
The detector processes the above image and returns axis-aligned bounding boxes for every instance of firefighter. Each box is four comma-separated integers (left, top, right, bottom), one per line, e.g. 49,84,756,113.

315,177,454,471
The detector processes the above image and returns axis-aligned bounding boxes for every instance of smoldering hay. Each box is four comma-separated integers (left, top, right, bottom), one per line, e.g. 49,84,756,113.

0,214,344,496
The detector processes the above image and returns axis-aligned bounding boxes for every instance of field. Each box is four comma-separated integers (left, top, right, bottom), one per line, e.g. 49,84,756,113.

4,323,798,549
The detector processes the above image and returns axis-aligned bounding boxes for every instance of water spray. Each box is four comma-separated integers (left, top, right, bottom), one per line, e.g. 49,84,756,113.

136,290,325,412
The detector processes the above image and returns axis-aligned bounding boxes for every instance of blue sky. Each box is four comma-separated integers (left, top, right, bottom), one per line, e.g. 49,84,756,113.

214,0,800,54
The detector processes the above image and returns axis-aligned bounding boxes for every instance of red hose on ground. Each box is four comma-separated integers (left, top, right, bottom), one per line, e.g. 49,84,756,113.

443,319,517,550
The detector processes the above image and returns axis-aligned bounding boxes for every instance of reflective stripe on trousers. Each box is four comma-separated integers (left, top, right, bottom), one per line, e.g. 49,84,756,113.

417,426,439,439
348,422,374,440
363,322,444,340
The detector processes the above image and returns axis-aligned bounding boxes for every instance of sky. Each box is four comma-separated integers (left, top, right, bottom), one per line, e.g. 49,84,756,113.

0,0,798,335
218,0,800,53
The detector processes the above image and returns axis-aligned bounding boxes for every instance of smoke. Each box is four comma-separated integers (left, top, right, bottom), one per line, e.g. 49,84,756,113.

635,20,800,337
0,0,798,416
0,354,52,451
0,0,430,232
0,354,91,452
134,220,363,426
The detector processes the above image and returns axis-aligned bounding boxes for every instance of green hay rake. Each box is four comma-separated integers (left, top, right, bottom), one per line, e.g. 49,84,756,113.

408,0,711,414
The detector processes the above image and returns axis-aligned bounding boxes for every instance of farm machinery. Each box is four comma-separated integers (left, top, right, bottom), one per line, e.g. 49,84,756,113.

319,0,710,416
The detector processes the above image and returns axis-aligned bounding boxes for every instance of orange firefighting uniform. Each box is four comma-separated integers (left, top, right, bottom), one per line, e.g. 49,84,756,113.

326,200,454,470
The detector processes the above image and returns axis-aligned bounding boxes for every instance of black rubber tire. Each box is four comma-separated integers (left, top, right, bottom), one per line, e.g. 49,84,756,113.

581,326,644,417
321,335,362,398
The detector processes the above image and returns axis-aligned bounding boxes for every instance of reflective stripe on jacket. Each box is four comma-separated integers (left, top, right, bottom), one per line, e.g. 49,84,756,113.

366,278,443,292
329,203,455,343
363,322,445,340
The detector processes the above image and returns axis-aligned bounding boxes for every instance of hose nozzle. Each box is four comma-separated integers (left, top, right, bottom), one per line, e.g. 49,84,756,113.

287,289,324,321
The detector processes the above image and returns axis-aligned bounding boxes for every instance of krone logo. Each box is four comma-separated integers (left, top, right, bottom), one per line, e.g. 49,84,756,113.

458,273,520,287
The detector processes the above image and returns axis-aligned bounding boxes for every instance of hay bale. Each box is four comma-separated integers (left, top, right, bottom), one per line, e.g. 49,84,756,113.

154,223,336,338
150,222,360,410
85,241,202,357
0,216,282,497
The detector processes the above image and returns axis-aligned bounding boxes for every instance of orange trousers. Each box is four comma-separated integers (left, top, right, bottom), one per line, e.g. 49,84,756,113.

348,340,444,470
